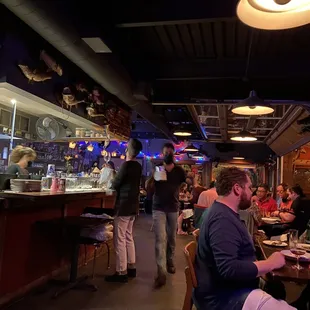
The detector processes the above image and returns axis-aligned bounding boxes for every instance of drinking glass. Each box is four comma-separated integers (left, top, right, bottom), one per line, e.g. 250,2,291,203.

289,229,305,270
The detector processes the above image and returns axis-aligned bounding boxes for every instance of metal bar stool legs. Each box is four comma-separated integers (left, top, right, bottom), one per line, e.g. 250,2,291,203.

90,242,110,279
92,246,98,279
84,245,88,265
103,242,110,269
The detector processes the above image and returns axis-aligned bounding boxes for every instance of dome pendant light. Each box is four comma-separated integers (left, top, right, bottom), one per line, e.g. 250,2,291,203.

184,144,199,152
237,0,310,30
230,130,258,142
173,125,192,137
232,90,274,116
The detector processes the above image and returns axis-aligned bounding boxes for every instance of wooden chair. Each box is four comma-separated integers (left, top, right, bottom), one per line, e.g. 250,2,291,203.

192,228,200,242
183,241,198,310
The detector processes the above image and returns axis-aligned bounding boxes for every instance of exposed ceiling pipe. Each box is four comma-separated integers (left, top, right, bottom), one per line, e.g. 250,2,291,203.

1,0,176,141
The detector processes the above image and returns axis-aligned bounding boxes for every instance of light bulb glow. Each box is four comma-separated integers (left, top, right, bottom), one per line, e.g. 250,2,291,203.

87,144,94,152
230,136,257,142
69,141,76,149
237,0,310,30
173,131,192,137
232,105,274,116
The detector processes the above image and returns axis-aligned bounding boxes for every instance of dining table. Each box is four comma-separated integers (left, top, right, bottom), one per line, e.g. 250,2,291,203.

257,235,310,308
257,236,310,284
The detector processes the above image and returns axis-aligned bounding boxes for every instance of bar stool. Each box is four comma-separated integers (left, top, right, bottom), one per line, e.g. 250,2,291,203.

80,207,114,279
81,237,110,279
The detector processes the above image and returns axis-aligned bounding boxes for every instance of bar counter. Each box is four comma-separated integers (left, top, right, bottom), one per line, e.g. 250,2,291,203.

0,190,116,306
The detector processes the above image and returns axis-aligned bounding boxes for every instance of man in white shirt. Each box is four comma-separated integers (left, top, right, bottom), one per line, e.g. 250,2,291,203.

197,183,218,208
195,181,218,228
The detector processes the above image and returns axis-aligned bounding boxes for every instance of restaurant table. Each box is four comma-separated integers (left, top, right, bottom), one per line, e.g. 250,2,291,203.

257,236,310,284
38,216,113,298
257,236,310,309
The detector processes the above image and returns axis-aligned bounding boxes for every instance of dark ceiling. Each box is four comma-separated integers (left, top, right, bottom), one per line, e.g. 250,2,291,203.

40,1,310,141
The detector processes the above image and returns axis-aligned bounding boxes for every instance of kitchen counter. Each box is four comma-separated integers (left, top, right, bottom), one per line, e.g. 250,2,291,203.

0,189,116,306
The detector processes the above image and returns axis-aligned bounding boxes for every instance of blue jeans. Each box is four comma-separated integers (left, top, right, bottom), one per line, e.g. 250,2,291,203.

153,210,178,274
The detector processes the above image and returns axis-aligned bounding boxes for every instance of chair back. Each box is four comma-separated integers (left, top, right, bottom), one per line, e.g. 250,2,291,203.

184,241,197,288
183,241,197,310
193,204,208,229
192,229,200,242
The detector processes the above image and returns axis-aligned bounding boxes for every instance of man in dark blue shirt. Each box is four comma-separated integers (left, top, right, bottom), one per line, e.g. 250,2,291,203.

194,167,290,310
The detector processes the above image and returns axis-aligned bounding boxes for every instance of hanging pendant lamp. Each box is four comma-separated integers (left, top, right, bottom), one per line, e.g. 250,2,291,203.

237,0,310,30
230,130,258,142
232,91,274,116
184,144,199,152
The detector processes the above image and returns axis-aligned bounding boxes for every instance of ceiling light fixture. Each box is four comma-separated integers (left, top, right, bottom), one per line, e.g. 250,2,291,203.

191,153,205,160
184,144,199,152
237,0,310,30
173,125,192,137
232,91,274,116
230,130,258,142
87,144,94,152
233,156,245,160
69,141,76,149
173,130,192,137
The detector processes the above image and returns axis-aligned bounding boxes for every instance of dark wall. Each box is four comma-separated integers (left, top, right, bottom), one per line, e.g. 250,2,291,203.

0,6,130,126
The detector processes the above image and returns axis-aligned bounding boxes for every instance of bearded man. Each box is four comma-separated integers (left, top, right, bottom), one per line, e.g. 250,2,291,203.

193,167,293,310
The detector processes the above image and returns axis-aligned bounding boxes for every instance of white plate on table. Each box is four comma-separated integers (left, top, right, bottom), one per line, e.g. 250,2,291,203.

281,250,310,262
261,217,281,224
297,243,310,252
263,240,288,247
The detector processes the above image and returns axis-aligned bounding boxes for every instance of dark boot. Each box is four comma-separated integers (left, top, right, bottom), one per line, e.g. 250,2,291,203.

105,273,128,283
154,268,166,288
167,260,176,274
127,268,136,278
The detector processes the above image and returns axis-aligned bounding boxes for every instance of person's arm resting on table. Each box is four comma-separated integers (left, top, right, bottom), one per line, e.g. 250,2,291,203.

278,211,295,223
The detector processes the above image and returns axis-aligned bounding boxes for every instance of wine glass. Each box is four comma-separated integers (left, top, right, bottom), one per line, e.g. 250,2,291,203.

289,229,305,270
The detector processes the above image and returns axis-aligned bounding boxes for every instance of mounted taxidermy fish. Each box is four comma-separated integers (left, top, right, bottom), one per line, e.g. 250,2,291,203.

86,105,106,118
76,83,88,93
18,65,53,83
62,87,84,109
40,50,63,76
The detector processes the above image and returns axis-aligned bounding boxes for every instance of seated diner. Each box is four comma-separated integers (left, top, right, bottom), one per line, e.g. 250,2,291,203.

194,167,294,310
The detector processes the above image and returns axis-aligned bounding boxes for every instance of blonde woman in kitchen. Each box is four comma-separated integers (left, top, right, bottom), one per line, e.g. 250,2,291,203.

6,145,37,176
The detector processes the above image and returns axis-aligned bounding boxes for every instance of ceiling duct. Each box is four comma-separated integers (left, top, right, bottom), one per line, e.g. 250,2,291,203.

1,0,175,141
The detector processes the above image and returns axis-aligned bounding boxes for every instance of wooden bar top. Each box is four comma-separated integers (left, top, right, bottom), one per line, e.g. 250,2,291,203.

0,190,116,209
0,189,113,197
